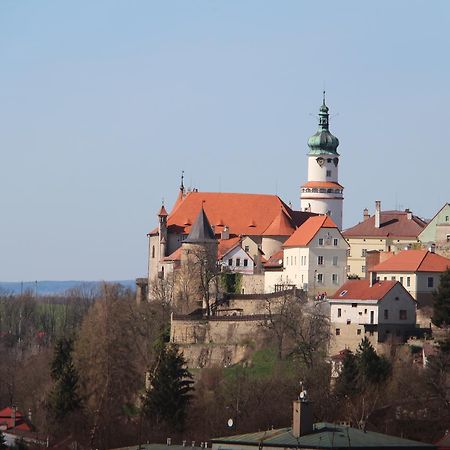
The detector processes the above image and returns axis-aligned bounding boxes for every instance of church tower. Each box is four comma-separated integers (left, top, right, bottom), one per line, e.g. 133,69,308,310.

300,93,344,229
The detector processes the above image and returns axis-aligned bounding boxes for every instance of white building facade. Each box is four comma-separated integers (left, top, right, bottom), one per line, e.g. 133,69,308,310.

300,93,344,229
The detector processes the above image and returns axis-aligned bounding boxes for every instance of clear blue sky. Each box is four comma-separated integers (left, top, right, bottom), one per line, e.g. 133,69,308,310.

1,1,449,281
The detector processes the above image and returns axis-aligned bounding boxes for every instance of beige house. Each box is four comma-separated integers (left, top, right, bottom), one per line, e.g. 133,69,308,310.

328,279,417,354
343,201,427,278
370,249,450,323
280,215,348,296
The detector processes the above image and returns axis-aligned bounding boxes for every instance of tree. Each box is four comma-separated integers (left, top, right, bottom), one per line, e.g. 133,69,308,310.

143,343,194,431
48,337,81,421
432,269,450,327
335,351,358,397
356,337,391,385
261,289,329,365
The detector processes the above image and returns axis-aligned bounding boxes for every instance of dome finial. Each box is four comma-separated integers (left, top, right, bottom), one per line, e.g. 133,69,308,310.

323,90,326,106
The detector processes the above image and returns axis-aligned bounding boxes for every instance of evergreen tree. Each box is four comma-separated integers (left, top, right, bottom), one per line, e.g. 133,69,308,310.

143,343,194,431
49,337,81,421
432,269,450,327
356,337,391,385
335,351,359,396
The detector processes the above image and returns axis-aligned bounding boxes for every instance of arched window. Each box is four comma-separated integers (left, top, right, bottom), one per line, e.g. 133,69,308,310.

152,245,155,258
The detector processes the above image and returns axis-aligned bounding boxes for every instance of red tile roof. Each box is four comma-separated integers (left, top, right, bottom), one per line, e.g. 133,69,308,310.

263,249,284,268
283,215,337,247
218,237,241,259
262,208,296,236
158,205,168,217
0,407,32,432
302,181,344,189
371,250,450,273
164,247,182,261
343,210,427,238
151,191,313,236
329,279,398,301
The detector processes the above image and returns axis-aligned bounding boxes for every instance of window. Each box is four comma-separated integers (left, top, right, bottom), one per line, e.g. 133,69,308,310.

357,329,362,335
318,238,324,246
346,265,350,273
317,273,324,283
332,273,339,284
446,215,449,222
352,303,357,308
152,245,155,258
400,276,404,285
362,265,366,273
318,256,324,265
337,308,342,318
428,277,434,288
346,249,351,257
326,170,332,177
384,277,387,281
332,256,338,266
399,310,407,320
347,319,351,324
406,277,411,287
361,249,367,257
333,238,338,246
236,258,241,267
364,309,367,314
336,328,341,336
391,276,396,281
244,245,250,252
228,258,233,266
243,259,248,267
384,309,389,320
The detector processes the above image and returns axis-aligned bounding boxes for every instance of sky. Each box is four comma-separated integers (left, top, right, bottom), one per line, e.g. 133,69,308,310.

1,1,449,281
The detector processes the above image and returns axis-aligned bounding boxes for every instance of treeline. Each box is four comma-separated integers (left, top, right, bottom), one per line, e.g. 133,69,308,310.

0,284,448,449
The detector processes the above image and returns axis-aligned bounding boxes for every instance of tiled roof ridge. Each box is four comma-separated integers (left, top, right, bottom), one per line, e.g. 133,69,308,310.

416,250,430,271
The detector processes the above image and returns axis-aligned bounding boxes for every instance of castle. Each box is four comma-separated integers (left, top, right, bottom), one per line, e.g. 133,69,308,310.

138,93,345,305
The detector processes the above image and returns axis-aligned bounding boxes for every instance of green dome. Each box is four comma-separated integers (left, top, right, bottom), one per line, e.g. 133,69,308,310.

307,93,339,155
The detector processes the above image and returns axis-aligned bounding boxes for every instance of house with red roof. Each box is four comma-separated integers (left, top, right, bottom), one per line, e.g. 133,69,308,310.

271,216,349,295
328,279,417,354
343,201,428,278
369,249,450,324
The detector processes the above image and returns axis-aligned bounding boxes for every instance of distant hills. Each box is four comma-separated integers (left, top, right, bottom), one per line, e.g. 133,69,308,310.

0,280,136,296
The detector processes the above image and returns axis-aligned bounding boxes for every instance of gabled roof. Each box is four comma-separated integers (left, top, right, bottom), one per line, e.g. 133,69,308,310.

0,407,32,432
212,422,435,449
283,216,337,248
371,250,450,273
184,207,216,244
329,279,398,301
343,210,427,238
218,237,242,259
263,249,284,269
263,208,296,236
150,191,313,236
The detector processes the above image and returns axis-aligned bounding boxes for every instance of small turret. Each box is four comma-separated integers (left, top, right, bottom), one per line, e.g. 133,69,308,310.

158,202,168,259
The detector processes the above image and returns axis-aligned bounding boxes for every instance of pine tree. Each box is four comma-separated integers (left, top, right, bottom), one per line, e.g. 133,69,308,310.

432,269,450,327
356,337,391,384
335,351,359,396
49,337,81,421
143,343,194,431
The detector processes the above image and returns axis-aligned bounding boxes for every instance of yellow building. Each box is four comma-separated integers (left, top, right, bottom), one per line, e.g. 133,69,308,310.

343,201,427,278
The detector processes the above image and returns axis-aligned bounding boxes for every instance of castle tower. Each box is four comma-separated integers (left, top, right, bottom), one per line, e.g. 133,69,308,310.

300,92,344,229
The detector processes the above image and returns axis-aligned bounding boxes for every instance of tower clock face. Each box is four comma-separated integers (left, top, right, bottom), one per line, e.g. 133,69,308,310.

316,157,325,167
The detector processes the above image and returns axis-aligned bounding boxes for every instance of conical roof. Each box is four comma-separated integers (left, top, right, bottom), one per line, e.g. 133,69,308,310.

184,207,216,243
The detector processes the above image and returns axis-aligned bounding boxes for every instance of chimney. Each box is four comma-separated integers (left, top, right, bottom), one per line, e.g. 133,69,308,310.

429,243,436,253
363,208,370,221
369,271,377,287
221,225,230,240
375,201,381,228
405,208,412,220
292,388,313,438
